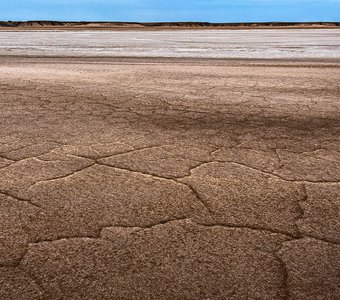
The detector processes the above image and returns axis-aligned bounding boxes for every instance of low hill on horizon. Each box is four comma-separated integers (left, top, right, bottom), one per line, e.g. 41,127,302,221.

1,20,339,29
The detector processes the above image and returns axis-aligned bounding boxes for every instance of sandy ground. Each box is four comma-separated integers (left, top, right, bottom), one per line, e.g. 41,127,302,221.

0,56,340,299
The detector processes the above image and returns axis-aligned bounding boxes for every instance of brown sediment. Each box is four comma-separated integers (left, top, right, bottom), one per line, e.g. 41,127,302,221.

0,56,339,299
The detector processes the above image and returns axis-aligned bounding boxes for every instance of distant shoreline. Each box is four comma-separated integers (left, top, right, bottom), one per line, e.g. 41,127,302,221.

0,21,339,30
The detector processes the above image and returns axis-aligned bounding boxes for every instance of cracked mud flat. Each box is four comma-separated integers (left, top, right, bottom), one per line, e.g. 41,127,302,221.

0,56,340,299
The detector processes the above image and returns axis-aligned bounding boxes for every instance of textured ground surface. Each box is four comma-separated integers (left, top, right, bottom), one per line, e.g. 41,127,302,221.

1,29,340,59
0,56,340,299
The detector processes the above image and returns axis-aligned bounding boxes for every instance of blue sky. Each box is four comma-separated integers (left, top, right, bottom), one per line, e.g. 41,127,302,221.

0,0,339,22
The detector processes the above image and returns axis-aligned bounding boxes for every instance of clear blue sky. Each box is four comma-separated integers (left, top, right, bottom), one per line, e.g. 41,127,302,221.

1,0,339,22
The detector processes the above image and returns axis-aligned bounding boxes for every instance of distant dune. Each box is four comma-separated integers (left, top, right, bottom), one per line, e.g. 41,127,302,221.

0,20,339,30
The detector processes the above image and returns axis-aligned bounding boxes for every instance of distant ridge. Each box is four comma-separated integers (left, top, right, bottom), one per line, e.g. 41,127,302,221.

0,21,339,29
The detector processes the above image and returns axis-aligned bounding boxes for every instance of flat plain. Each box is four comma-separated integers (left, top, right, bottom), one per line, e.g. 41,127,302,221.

1,29,340,59
0,30,340,299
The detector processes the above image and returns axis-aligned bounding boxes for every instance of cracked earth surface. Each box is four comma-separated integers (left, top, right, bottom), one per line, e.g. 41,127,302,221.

0,57,340,299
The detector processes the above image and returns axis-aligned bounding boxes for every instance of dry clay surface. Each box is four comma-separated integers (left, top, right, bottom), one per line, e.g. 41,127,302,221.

0,57,340,299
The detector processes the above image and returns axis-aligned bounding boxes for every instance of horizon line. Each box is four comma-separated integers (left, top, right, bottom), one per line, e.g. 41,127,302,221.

2,20,340,24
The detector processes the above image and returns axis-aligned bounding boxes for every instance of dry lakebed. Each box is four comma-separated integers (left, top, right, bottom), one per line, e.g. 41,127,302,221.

0,29,340,299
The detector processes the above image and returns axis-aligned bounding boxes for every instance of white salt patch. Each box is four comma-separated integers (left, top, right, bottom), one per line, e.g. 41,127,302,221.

0,29,339,59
